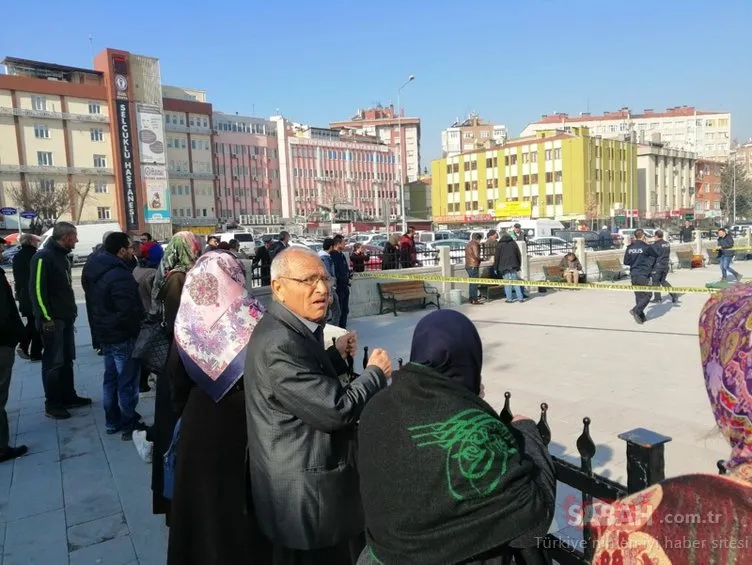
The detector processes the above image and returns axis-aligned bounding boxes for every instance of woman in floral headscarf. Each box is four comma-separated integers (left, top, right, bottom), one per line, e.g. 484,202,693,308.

592,284,752,565
150,231,200,523
167,249,269,564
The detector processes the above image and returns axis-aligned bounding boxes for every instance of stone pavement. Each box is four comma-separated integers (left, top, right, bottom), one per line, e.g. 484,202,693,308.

0,260,740,563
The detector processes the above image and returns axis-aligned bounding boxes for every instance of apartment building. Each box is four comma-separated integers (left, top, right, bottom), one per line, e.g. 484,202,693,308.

213,113,281,220
273,116,398,221
330,105,421,183
0,57,117,224
734,139,752,179
160,86,215,231
441,113,507,157
521,106,731,160
695,159,723,218
431,127,638,223
637,141,696,220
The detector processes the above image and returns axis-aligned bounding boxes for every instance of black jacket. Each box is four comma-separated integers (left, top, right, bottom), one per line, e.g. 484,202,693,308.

29,239,77,321
680,226,694,243
623,239,659,278
0,269,24,348
494,235,522,275
244,301,387,549
83,251,144,345
269,240,288,262
651,239,671,272
717,234,735,257
12,243,37,317
330,250,350,287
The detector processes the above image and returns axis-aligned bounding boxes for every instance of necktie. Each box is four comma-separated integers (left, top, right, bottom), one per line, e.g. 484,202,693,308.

313,326,324,347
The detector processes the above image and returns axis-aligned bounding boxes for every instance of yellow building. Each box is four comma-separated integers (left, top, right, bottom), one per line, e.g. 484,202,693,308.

431,127,638,223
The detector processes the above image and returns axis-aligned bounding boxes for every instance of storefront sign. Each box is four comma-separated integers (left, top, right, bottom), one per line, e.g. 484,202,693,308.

495,201,532,219
116,100,138,230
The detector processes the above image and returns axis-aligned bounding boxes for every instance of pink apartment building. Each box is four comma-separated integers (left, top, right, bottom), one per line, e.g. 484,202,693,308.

272,116,399,221
213,113,282,220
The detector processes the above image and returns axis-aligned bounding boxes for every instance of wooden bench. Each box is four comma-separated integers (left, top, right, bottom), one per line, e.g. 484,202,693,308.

676,249,701,269
706,249,720,265
377,281,441,316
543,265,586,287
477,266,505,301
596,257,626,281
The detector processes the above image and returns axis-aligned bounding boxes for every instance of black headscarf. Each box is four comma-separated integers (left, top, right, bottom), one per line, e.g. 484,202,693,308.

410,310,482,394
358,311,554,565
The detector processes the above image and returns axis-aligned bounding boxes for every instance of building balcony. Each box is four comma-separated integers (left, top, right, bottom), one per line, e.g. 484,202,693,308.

165,123,212,135
0,164,114,176
0,106,109,123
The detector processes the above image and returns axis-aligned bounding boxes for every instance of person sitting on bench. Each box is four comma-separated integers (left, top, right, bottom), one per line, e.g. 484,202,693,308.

559,252,583,285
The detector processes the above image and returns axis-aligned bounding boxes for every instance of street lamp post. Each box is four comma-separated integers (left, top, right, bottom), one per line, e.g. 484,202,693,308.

397,74,414,234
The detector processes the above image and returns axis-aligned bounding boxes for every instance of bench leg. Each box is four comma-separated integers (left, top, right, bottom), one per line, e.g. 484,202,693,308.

422,297,427,310
391,299,398,317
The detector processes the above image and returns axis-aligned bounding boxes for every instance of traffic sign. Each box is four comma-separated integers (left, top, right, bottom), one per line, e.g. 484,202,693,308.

20,211,37,219
0,207,18,215
684,213,694,221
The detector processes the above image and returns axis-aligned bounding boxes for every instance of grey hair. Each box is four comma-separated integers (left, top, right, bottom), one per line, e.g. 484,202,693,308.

51,222,76,241
270,247,321,281
19,233,38,246
102,230,114,244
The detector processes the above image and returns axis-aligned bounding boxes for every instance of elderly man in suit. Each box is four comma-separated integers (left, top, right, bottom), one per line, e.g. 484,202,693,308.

244,247,393,565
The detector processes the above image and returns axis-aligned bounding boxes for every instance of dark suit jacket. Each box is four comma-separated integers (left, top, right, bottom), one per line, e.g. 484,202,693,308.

244,301,387,550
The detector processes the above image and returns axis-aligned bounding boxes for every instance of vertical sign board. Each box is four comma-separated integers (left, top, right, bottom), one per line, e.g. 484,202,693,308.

115,100,138,230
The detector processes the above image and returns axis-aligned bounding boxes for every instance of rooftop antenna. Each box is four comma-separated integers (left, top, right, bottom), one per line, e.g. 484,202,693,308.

88,35,94,60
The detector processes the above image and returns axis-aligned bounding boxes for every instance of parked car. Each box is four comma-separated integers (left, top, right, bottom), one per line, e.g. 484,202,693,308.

527,236,572,256
427,239,467,264
2,244,20,266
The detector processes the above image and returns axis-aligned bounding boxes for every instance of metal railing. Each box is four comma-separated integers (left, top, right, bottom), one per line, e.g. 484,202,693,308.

0,106,109,123
164,123,212,135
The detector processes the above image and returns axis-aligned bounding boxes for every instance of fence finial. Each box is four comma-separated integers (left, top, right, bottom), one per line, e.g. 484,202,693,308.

717,459,727,475
537,403,552,445
331,337,337,348
363,346,369,370
577,417,597,461
500,392,513,424
398,358,403,369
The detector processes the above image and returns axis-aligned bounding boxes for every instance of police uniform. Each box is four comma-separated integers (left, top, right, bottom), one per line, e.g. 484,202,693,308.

623,239,659,323
650,238,678,303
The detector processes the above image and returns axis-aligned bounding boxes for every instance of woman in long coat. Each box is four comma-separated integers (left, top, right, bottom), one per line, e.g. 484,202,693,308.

149,231,200,523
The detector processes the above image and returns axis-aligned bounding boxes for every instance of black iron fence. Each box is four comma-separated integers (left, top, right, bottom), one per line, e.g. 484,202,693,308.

527,239,573,257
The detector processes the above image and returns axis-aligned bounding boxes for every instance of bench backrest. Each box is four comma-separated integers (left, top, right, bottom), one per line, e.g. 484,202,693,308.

543,265,563,277
597,257,622,269
676,249,693,258
379,281,425,294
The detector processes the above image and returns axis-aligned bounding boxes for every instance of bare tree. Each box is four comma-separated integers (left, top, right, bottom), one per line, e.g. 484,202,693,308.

720,161,752,223
583,192,600,230
7,178,96,226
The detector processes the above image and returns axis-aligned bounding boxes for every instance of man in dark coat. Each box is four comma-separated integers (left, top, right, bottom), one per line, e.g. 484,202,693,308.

82,231,115,354
244,247,393,565
252,238,273,286
679,220,694,243
268,230,290,262
398,227,417,268
0,237,28,462
494,234,525,303
331,235,351,328
29,222,91,420
85,232,145,440
12,233,43,361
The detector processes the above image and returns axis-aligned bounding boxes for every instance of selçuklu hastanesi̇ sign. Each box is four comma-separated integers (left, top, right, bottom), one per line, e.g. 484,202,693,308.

116,100,138,230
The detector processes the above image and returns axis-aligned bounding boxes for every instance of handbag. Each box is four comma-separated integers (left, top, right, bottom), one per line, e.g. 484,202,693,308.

162,417,182,500
132,307,170,374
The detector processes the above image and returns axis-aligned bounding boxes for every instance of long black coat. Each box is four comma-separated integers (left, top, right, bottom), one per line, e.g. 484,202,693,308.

12,244,36,317
244,301,387,550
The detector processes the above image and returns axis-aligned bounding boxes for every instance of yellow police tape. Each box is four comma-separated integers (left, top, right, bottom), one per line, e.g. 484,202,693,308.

356,271,725,294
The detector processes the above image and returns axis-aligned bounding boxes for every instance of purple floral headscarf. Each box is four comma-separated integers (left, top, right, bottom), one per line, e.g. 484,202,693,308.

699,284,752,469
174,250,264,402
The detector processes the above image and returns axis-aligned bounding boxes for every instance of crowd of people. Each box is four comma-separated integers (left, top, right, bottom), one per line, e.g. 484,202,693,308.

0,220,751,564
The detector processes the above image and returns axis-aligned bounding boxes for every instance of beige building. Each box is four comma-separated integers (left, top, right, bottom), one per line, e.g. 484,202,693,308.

161,86,215,228
734,139,752,179
521,106,731,160
637,138,696,219
441,113,508,157
0,57,117,224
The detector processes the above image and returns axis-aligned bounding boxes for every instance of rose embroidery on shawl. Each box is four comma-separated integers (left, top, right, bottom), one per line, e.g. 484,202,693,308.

186,272,219,306
408,409,518,501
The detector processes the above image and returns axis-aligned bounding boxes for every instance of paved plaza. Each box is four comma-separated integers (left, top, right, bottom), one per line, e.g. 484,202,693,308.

0,260,738,564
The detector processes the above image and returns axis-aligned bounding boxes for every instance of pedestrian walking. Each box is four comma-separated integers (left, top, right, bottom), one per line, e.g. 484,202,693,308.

650,230,678,304
29,222,92,419
717,228,742,282
12,233,43,361
86,233,145,440
464,233,482,304
679,220,694,243
398,227,417,268
0,248,28,462
252,238,272,286
623,229,660,325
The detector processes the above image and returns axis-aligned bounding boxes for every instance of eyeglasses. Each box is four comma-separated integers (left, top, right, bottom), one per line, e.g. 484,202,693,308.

280,274,333,289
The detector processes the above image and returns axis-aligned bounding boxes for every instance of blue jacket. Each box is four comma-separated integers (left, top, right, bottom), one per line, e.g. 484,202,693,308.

330,250,350,287
83,251,144,345
318,250,335,278
623,239,659,278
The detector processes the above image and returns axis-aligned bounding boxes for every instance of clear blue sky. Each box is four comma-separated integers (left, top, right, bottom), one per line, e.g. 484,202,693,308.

3,0,750,164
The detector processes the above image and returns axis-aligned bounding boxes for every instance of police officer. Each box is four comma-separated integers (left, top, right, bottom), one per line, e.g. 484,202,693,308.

623,229,659,325
650,229,678,304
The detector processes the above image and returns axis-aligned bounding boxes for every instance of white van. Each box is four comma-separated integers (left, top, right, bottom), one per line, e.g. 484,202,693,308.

210,231,255,255
41,222,122,264
496,219,564,239
416,230,454,244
